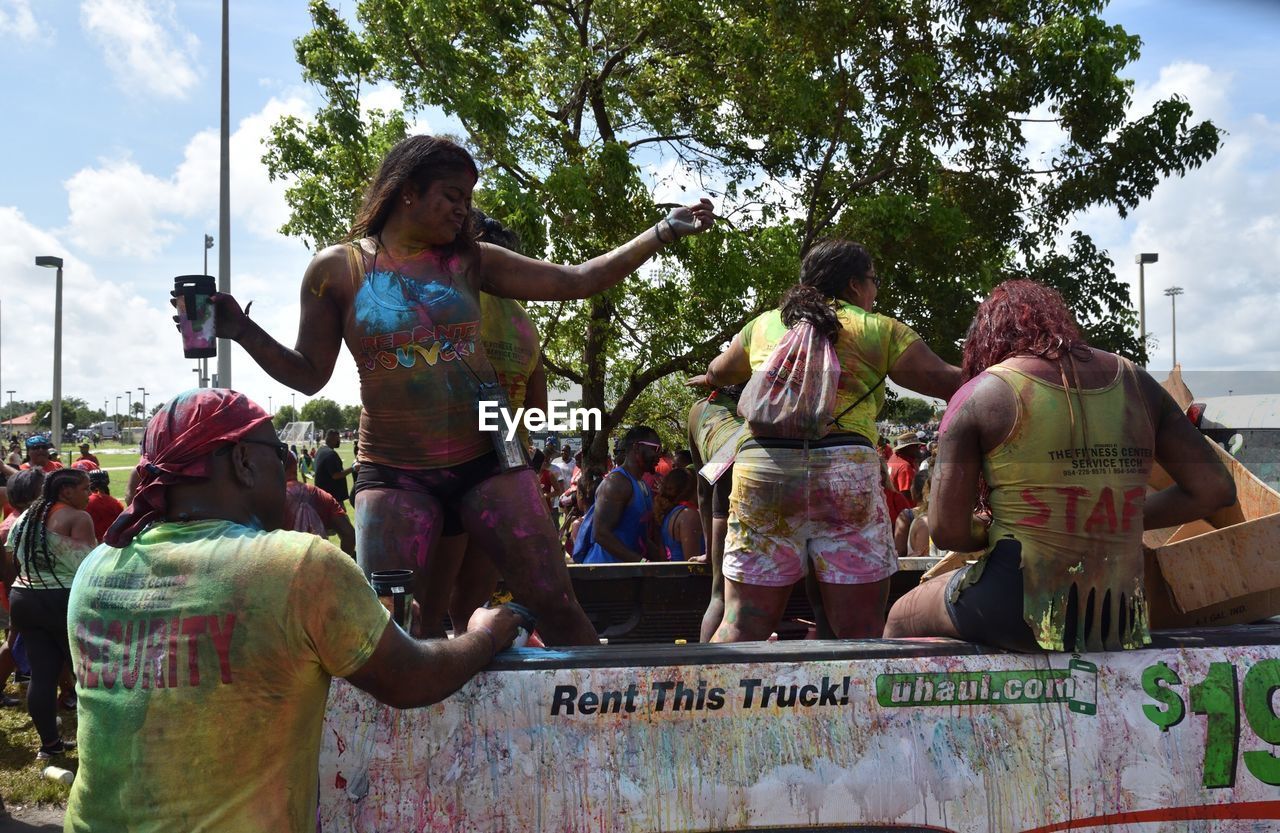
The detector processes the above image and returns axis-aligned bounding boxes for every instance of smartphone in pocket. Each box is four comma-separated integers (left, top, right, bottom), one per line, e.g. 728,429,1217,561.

174,275,217,359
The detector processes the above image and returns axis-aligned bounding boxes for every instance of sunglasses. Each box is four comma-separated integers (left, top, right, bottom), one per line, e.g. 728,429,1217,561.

217,438,290,464
635,440,664,453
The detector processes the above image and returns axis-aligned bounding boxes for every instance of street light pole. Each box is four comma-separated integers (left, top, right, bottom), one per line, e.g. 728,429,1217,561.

139,387,148,425
1134,253,1158,366
202,234,214,388
1165,286,1184,368
216,0,233,390
126,390,132,435
35,256,64,450
114,395,120,429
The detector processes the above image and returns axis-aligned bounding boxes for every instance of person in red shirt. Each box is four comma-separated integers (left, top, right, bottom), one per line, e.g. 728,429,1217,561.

887,431,926,501
86,470,124,543
283,452,356,557
20,438,63,474
76,443,101,467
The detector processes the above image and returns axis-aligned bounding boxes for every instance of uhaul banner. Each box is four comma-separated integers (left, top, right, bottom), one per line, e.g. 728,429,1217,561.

319,642,1280,832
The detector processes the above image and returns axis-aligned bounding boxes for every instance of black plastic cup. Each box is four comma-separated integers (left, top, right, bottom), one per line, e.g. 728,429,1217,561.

174,275,217,359
370,569,414,632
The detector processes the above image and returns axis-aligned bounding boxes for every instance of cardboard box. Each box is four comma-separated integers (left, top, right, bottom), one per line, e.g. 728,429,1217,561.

1144,367,1280,628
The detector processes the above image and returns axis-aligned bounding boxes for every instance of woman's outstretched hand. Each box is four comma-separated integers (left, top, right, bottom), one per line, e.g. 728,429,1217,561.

661,198,715,241
169,291,252,341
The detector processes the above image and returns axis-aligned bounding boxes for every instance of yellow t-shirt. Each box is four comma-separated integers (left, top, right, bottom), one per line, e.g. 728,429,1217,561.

739,302,919,442
65,520,390,833
479,292,542,449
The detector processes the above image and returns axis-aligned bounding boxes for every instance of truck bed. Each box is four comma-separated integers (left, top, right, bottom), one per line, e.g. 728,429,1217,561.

320,619,1280,832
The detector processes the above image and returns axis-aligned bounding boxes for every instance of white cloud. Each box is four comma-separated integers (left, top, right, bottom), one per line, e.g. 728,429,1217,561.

80,0,199,99
1130,61,1232,126
0,0,37,40
64,95,310,257
64,158,183,258
1071,62,1280,372
0,207,183,409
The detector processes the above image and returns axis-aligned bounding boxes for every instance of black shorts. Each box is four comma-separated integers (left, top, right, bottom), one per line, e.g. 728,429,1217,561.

944,538,1041,653
353,452,513,536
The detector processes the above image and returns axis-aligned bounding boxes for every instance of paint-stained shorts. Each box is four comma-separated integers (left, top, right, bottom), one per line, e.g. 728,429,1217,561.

724,440,897,587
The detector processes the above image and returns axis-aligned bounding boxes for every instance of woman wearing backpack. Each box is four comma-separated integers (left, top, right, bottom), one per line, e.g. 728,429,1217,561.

700,239,961,640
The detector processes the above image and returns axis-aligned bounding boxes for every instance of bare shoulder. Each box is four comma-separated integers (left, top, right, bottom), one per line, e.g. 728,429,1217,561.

301,243,361,304
941,370,1015,451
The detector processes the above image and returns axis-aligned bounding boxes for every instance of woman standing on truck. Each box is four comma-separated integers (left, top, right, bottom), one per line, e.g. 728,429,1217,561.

206,135,714,646
700,239,961,641
885,280,1237,651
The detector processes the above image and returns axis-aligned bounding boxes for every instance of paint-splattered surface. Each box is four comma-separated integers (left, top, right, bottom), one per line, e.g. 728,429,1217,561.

320,640,1280,832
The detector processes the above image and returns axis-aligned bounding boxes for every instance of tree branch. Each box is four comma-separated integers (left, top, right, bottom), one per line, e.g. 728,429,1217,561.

541,353,584,386
626,133,693,149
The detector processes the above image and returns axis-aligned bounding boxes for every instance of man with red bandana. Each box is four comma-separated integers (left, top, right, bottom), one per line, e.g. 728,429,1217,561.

65,389,524,832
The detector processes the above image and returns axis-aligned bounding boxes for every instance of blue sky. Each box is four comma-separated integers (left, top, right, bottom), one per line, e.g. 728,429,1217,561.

1,0,1278,418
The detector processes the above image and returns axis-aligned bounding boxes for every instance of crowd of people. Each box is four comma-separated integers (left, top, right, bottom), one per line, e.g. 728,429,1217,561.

0,134,1241,831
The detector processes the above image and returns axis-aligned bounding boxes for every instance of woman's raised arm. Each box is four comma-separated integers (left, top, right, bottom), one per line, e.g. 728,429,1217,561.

211,246,350,395
478,200,714,301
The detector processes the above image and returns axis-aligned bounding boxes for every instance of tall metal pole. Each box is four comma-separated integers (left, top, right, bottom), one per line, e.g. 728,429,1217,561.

1134,254,1158,367
52,265,63,451
216,0,232,389
1165,286,1184,368
1137,262,1146,359
203,234,214,388
126,390,132,434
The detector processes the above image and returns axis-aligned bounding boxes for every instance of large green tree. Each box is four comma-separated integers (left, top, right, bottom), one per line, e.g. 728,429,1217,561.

300,396,345,433
266,0,1219,462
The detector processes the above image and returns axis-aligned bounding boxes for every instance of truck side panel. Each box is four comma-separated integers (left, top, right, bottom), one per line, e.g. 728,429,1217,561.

320,634,1280,832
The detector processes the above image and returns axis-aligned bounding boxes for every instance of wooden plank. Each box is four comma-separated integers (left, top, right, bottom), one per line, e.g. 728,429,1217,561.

1155,512,1280,612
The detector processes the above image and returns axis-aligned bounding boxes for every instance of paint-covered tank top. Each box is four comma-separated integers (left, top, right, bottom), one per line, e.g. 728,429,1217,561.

961,356,1155,651
479,293,541,449
583,468,653,564
661,503,703,561
345,241,492,469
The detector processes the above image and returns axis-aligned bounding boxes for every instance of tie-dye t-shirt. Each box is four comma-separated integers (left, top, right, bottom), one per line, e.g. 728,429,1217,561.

345,240,493,469
64,520,390,833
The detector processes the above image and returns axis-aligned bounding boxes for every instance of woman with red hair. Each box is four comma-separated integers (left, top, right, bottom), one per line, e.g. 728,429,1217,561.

885,279,1235,652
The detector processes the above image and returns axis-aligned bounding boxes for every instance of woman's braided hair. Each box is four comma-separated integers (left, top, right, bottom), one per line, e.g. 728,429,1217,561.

11,468,89,589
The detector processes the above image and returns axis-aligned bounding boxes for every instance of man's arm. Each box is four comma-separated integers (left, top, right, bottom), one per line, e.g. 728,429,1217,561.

345,606,522,709
590,473,645,562
209,246,348,395
478,201,714,301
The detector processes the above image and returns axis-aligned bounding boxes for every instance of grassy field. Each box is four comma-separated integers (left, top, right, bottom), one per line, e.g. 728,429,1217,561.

0,682,78,807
